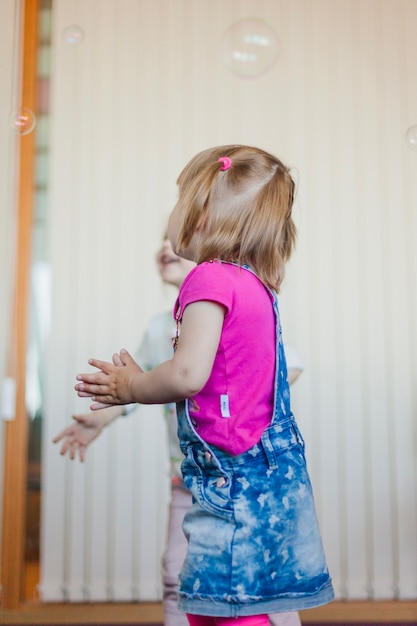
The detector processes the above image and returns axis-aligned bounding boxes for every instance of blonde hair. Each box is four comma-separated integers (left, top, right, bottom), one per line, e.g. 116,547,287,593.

175,144,297,292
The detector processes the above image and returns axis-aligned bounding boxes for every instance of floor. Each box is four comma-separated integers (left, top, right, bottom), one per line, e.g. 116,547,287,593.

2,597,417,625
5,561,415,625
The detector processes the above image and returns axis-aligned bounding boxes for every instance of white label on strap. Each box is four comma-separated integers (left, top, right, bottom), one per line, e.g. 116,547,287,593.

220,394,231,418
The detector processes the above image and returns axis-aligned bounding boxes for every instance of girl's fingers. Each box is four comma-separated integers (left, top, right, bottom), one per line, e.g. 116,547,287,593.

87,358,114,372
60,440,70,456
75,381,110,396
75,389,94,398
90,396,114,408
113,353,124,367
75,359,125,404
52,431,65,443
89,401,112,410
76,371,109,384
119,349,134,366
69,442,77,460
75,372,112,397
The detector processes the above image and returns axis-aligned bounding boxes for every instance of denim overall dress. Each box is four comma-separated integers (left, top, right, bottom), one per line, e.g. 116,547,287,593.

175,278,334,618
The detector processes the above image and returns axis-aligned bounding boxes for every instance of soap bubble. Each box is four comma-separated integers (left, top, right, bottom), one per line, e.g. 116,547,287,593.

405,125,417,152
9,108,37,135
221,18,280,78
62,25,84,45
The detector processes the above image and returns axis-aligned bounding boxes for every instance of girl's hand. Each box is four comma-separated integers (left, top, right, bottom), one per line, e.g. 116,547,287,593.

52,412,108,462
75,349,143,407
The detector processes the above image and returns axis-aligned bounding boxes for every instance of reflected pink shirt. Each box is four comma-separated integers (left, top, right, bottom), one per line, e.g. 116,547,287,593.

174,261,276,455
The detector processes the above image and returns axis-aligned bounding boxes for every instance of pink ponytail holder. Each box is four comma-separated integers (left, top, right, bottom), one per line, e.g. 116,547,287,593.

218,156,232,171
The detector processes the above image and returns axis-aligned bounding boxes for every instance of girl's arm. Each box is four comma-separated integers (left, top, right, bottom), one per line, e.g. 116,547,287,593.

75,301,225,408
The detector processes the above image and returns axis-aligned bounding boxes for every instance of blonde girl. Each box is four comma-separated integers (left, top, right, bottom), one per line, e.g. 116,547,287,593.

75,145,334,626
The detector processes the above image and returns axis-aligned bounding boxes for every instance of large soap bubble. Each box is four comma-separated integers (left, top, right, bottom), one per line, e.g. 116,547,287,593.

405,125,417,152
9,107,37,135
62,25,84,45
221,18,280,78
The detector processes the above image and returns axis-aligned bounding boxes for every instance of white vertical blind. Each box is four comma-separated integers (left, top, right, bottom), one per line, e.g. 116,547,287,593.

40,0,417,602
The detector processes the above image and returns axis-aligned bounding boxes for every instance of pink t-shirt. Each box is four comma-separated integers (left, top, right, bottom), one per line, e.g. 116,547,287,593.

174,261,276,455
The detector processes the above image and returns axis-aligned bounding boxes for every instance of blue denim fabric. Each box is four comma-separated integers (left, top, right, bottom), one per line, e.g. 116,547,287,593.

176,283,334,617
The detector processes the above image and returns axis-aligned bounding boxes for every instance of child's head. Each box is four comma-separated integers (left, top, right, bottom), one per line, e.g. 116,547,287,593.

169,144,297,292
156,237,195,289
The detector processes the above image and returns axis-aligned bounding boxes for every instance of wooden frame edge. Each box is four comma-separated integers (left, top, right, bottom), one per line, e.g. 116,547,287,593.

1,0,39,610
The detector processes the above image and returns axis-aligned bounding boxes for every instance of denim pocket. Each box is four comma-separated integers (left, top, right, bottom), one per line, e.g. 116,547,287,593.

264,419,305,462
181,446,234,518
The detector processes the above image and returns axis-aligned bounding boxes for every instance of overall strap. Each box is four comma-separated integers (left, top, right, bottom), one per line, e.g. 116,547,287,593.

271,293,292,425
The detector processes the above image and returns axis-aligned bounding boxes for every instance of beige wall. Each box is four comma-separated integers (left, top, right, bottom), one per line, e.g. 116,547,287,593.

2,0,416,603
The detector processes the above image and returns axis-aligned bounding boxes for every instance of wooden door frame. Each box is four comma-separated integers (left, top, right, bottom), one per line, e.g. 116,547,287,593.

1,0,39,610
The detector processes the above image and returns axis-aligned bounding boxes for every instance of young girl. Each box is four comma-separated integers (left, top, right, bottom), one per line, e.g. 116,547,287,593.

75,145,334,626
55,236,303,626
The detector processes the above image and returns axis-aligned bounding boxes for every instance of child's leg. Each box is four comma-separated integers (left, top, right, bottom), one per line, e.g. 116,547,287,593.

162,486,192,626
269,613,301,626
186,615,269,626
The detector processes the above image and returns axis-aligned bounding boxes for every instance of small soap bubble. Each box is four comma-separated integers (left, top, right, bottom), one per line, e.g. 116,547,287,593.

405,125,417,152
221,18,280,78
62,25,84,45
9,107,37,135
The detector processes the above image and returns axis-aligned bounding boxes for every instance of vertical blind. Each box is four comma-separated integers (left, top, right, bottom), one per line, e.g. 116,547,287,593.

41,0,417,601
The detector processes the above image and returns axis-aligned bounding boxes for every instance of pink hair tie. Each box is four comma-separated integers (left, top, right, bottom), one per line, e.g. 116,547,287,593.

218,156,232,171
